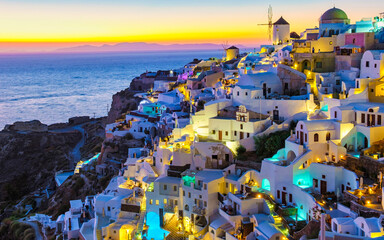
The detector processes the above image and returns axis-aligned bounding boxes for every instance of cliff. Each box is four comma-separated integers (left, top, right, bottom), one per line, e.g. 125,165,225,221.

107,88,141,123
0,128,81,202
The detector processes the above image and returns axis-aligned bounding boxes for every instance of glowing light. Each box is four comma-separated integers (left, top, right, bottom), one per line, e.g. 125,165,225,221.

257,194,262,198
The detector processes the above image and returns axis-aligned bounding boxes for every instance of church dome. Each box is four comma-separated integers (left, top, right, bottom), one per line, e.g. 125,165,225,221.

320,7,348,22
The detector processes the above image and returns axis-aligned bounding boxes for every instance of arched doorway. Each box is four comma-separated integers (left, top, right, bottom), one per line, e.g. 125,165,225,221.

287,150,297,163
262,179,271,191
302,60,311,71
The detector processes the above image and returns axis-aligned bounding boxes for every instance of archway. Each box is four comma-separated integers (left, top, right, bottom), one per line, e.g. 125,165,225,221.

302,60,311,71
287,150,297,163
356,132,369,150
262,179,271,191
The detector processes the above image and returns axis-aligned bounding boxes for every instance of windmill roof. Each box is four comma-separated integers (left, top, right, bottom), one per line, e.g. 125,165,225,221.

274,17,289,25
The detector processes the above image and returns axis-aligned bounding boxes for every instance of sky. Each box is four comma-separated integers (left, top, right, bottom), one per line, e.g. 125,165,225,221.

0,0,383,52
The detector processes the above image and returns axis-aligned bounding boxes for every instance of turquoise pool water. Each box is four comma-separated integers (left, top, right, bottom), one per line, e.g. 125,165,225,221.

144,212,169,240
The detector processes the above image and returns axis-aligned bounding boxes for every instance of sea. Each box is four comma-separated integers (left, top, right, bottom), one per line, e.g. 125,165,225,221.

0,50,223,129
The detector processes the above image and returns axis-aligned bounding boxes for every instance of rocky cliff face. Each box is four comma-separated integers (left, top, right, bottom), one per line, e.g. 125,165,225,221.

0,129,81,202
106,88,141,124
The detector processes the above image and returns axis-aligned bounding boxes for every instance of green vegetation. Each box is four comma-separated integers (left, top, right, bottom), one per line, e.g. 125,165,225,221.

254,130,290,159
236,145,247,161
0,218,35,240
123,133,134,140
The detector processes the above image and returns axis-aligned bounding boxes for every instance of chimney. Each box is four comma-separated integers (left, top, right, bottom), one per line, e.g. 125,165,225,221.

320,213,325,240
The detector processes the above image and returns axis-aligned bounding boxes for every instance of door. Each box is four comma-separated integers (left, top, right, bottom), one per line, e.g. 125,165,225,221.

282,192,287,205
218,131,222,140
300,131,304,145
320,180,327,195
240,132,244,140
273,110,279,121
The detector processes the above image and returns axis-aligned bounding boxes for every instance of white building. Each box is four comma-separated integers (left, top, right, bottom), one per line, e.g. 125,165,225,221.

360,50,384,79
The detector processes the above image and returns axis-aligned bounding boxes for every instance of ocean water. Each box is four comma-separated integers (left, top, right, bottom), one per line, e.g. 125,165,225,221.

0,50,222,129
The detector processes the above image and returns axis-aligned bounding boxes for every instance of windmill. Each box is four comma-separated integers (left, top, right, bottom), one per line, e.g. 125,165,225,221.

258,5,273,42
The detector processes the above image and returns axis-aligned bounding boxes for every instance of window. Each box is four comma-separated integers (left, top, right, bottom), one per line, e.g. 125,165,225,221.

352,38,356,44
212,130,216,134
375,64,377,68
333,222,338,232
305,133,307,142
185,205,189,211
362,113,365,123
225,154,230,162
194,199,197,204
366,61,370,67
334,111,337,119
314,133,319,142
164,185,167,190
156,200,159,205
204,201,207,207
247,133,250,138
234,131,237,136
199,195,202,199
289,194,292,202
268,88,271,94
277,190,280,199
226,182,228,188
108,207,111,211
204,184,207,190
313,179,318,188
225,131,228,136
237,91,239,96
326,132,331,141
378,115,382,125
301,124,303,129
322,175,326,179
240,124,243,129
150,199,153,205
183,190,185,196
175,200,178,205
357,81,360,88
164,199,167,204
173,186,177,191
188,192,191,198
212,155,218,160
245,92,248,96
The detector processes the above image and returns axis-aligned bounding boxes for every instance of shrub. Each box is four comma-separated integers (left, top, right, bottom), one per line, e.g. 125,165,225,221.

236,145,246,155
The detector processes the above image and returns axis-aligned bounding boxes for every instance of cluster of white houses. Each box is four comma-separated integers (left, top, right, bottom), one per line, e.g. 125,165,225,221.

51,7,384,240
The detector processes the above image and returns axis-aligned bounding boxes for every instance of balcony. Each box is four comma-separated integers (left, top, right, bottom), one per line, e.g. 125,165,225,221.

192,206,206,215
164,204,176,213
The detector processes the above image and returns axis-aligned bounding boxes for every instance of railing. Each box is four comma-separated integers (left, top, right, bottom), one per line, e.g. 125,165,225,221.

192,206,206,215
164,204,175,213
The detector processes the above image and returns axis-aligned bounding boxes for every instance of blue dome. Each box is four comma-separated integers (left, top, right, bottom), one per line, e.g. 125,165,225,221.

321,7,348,22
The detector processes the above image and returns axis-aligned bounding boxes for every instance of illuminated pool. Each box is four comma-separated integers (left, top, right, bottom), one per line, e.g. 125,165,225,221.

144,212,169,240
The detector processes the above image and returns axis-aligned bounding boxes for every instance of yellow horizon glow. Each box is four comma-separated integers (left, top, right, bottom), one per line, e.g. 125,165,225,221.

0,0,383,51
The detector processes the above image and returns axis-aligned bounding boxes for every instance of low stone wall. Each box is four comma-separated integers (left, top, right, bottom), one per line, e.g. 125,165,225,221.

343,155,384,179
349,201,382,218
292,219,320,240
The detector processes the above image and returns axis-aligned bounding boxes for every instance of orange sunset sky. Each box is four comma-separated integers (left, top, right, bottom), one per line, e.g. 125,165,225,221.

0,0,383,53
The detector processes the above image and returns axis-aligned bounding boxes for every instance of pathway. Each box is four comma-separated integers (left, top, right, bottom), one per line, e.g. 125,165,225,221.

19,219,44,240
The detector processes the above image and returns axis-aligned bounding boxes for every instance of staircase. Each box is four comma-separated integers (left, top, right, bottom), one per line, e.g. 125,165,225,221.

134,210,146,239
